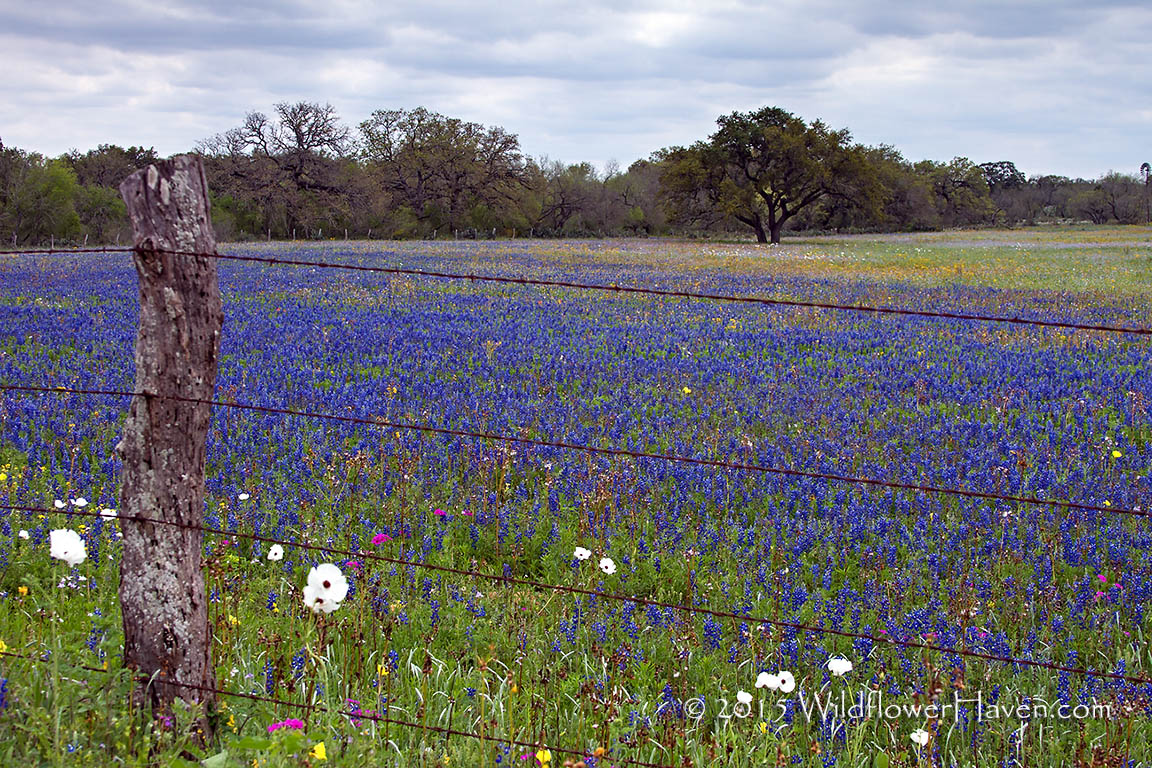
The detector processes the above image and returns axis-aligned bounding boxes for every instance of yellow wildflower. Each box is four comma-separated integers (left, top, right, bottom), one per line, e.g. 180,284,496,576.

310,742,326,761
1112,450,1123,458
17,586,28,597
682,386,692,395
536,749,551,765
0,639,7,653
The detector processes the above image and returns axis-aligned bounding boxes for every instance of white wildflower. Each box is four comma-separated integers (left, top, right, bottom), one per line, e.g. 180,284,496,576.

303,563,348,614
49,529,87,566
827,656,853,676
755,672,779,690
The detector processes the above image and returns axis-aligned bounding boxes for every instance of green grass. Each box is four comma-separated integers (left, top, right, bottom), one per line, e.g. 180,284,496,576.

673,226,1152,295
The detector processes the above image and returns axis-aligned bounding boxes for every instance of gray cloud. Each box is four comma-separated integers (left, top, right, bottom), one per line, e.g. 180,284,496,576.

1,0,1149,178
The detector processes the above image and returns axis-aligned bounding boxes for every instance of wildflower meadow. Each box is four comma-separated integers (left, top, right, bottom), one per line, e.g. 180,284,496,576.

1,228,1151,766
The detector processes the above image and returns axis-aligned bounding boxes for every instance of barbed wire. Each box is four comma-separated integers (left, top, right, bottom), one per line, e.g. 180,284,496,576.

0,247,130,256
0,649,670,768
2,245,1150,336
2,383,1143,519
5,502,1149,687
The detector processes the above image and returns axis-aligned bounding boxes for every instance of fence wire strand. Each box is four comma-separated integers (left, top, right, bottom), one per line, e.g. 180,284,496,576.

4,502,1149,687
0,650,670,768
2,245,1150,336
2,383,1143,519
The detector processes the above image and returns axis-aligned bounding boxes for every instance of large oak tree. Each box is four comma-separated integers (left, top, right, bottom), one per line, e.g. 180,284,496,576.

359,107,526,233
198,102,355,236
660,106,880,243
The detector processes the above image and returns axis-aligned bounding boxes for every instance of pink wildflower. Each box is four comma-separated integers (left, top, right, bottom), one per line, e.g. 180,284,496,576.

267,718,305,733
371,532,392,546
433,508,446,517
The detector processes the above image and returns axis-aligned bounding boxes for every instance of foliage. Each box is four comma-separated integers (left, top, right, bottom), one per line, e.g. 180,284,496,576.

359,107,527,236
2,103,1151,247
0,154,82,245
66,144,159,189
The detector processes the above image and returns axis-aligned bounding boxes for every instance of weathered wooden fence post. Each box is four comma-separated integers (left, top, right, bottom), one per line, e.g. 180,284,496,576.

117,155,222,728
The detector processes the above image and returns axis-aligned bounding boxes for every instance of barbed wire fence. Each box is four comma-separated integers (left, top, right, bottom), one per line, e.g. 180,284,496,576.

1,156,1150,763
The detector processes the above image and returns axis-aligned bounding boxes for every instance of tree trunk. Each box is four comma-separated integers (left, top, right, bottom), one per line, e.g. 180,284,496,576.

752,220,768,243
117,155,221,730
769,222,783,244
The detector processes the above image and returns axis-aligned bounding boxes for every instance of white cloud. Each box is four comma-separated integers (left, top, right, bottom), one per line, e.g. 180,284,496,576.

625,11,698,47
0,0,1148,178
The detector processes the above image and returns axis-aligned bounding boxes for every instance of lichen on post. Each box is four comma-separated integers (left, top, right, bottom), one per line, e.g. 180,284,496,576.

117,154,222,732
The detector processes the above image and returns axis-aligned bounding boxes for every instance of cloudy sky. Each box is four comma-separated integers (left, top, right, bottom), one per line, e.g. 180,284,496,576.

1,0,1149,179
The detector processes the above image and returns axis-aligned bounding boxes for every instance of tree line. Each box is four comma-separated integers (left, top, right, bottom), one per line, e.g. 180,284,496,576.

2,102,1150,246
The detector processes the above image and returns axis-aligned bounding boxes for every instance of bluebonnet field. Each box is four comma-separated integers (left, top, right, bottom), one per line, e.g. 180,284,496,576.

0,233,1151,766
